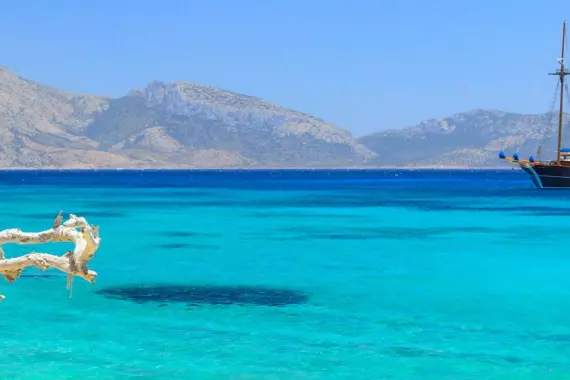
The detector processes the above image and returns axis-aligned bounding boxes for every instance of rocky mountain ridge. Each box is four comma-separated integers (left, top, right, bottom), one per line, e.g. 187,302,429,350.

0,64,563,168
358,109,566,167
0,65,374,168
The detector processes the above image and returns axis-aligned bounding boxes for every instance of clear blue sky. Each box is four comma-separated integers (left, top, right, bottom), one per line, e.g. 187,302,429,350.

0,0,568,136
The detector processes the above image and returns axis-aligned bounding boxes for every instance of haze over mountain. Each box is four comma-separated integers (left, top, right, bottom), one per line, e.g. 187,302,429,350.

0,65,562,169
359,110,567,167
0,65,374,168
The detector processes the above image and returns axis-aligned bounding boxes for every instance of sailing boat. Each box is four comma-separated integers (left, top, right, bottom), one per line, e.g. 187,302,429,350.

499,21,570,188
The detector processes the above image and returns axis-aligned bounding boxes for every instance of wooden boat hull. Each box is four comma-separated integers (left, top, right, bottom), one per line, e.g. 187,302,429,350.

503,160,570,188
500,157,570,188
521,163,570,188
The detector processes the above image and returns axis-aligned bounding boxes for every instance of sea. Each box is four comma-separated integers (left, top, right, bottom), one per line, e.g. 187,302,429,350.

0,169,568,379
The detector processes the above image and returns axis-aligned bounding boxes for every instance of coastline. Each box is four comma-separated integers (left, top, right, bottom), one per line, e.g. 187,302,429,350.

0,166,515,171
0,166,514,172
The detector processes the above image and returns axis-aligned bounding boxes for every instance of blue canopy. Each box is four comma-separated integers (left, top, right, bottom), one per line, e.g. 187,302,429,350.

562,148,570,153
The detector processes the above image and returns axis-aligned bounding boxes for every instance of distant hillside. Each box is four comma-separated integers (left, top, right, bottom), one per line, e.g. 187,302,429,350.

359,109,568,167
2,64,565,169
0,65,115,168
0,66,374,168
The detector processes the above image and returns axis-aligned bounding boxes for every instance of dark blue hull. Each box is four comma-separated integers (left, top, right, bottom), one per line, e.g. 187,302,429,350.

521,164,570,188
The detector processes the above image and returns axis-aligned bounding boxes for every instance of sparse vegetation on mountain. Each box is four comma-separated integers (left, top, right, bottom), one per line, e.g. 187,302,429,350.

0,66,373,168
2,65,564,168
359,109,567,167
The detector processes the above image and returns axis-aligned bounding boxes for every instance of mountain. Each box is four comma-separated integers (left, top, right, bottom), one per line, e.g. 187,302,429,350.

359,109,567,167
2,64,562,169
0,65,374,168
0,66,116,168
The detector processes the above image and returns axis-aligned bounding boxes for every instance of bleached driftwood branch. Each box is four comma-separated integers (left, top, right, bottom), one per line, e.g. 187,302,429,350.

0,212,101,301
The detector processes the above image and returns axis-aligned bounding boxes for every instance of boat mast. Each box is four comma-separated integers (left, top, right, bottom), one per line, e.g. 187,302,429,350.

550,21,569,163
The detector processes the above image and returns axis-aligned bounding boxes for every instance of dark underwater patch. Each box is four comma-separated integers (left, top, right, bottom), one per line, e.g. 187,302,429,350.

247,212,368,220
255,196,396,209
85,199,236,210
392,198,570,216
461,204,570,216
82,194,566,215
20,273,64,279
528,332,570,343
501,226,570,240
365,199,570,216
159,231,221,238
152,243,219,250
524,209,570,216
386,345,528,365
387,346,440,358
81,196,465,211
96,284,309,307
263,226,496,241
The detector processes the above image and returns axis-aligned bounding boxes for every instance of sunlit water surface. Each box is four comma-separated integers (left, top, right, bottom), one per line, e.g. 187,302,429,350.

0,169,567,379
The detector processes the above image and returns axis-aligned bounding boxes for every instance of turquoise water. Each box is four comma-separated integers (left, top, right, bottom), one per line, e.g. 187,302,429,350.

0,169,569,379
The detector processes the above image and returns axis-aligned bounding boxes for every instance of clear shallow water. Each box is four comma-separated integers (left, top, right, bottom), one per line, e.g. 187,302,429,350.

0,169,569,379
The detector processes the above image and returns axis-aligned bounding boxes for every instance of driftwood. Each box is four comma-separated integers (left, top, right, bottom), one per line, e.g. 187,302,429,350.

0,212,101,300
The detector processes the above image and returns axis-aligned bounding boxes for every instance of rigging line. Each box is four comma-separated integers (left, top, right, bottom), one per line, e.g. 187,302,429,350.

565,81,570,111
559,25,570,154
534,80,560,158
562,82,570,140
515,136,526,154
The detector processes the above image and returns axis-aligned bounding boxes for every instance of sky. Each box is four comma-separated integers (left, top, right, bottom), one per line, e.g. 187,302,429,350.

0,0,568,136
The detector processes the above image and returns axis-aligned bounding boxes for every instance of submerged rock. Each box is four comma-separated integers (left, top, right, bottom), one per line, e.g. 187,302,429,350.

97,284,309,307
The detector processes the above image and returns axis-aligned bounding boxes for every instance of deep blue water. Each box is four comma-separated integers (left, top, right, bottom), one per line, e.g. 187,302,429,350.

0,169,569,379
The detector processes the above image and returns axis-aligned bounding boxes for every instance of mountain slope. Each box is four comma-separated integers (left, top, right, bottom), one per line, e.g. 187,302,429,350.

85,81,375,167
4,64,560,169
0,66,375,168
359,109,566,167
0,65,123,167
